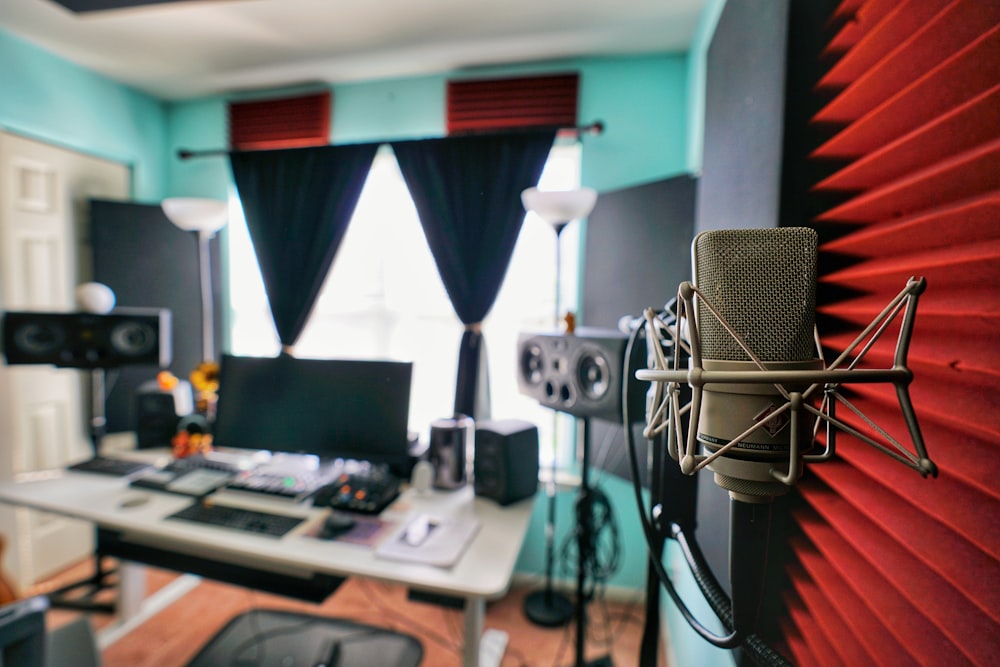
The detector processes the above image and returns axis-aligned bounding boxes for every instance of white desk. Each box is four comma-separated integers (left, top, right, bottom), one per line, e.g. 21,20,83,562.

0,464,535,667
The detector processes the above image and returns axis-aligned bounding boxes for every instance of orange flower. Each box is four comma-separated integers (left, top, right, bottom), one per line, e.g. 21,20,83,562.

189,361,220,393
157,370,179,391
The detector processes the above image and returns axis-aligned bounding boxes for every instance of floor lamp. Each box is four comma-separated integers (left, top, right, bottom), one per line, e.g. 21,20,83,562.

161,197,228,364
520,187,597,628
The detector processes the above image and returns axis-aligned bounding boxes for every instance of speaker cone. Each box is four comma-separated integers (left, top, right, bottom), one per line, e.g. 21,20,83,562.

520,342,545,386
576,349,610,400
110,321,157,356
13,323,66,355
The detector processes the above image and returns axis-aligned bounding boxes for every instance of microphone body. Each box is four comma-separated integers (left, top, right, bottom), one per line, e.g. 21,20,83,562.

692,227,821,501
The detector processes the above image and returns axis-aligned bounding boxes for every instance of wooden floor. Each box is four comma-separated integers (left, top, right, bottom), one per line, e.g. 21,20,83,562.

30,558,665,667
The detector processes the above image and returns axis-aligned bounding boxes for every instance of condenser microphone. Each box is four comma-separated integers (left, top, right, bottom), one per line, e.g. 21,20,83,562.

691,228,824,639
632,226,933,649
692,227,824,501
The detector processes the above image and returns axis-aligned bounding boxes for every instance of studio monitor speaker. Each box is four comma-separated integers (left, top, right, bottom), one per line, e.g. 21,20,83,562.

135,378,193,449
474,419,539,506
516,328,645,422
2,309,171,369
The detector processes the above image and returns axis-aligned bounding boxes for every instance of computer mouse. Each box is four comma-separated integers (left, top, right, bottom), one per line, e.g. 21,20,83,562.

318,512,356,539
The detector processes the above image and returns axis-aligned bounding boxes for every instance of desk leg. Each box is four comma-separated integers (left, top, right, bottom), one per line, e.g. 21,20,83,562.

98,563,201,650
463,597,485,667
116,561,146,622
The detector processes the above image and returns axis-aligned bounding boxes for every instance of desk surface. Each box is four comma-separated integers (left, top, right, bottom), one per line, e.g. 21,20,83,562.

0,464,535,601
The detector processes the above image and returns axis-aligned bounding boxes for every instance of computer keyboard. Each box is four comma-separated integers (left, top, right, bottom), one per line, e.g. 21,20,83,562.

67,455,153,477
166,501,304,537
312,462,401,515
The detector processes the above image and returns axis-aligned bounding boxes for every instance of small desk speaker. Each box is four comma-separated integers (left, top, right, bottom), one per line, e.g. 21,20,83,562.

474,419,539,506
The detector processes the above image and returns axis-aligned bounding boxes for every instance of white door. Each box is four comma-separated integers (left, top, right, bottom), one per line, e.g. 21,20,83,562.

0,130,130,591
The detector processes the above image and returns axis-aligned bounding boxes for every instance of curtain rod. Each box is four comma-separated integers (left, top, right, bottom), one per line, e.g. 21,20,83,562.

175,121,604,160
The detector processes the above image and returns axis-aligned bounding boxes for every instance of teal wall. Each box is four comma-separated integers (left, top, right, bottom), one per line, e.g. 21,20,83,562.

685,0,728,175
0,29,168,201
164,97,230,198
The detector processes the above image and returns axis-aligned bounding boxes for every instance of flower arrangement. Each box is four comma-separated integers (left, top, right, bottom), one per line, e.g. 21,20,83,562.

189,361,220,416
158,362,220,458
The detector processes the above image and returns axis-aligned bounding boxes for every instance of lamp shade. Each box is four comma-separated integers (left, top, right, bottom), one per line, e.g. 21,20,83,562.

521,187,598,225
161,197,228,237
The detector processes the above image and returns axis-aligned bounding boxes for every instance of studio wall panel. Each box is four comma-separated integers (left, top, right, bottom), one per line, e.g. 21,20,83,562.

90,199,222,433
580,174,695,487
697,0,791,234
778,1,1000,664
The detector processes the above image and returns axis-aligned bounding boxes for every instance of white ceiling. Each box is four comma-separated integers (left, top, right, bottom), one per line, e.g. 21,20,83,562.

0,0,706,101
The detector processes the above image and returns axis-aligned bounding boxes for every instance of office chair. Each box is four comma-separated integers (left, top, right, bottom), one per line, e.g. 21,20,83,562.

0,595,101,667
184,609,423,667
1,537,101,667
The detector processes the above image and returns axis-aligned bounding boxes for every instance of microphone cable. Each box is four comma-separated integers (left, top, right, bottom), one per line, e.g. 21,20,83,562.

621,320,791,665
620,321,739,648
557,483,622,596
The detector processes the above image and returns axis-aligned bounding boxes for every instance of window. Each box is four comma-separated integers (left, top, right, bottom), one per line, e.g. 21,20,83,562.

226,142,581,465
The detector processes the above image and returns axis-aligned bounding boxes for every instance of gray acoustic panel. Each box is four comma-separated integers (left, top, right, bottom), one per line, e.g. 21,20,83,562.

90,199,222,433
579,175,695,486
696,0,791,234
582,175,695,331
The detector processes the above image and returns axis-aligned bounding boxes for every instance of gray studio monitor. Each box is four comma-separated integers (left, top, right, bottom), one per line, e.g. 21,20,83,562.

516,328,644,422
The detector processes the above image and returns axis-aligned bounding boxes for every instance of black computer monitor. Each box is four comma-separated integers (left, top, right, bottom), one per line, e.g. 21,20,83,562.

211,354,413,471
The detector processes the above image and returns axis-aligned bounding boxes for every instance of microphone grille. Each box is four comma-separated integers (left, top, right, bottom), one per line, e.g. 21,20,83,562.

693,227,817,362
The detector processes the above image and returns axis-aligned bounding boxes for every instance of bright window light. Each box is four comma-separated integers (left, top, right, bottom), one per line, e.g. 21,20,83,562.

225,142,581,465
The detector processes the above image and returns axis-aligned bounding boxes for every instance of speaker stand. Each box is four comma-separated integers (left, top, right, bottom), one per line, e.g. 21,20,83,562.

523,587,574,627
47,369,118,615
568,417,612,667
524,415,573,628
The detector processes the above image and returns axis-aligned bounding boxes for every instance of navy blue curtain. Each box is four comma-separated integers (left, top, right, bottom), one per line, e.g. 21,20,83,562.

230,144,379,347
390,129,556,419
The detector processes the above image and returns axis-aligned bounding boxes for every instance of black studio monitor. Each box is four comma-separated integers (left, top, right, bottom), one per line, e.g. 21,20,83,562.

474,419,539,506
1,309,171,369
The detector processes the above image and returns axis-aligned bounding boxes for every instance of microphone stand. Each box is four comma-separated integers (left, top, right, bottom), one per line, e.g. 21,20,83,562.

728,496,772,643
